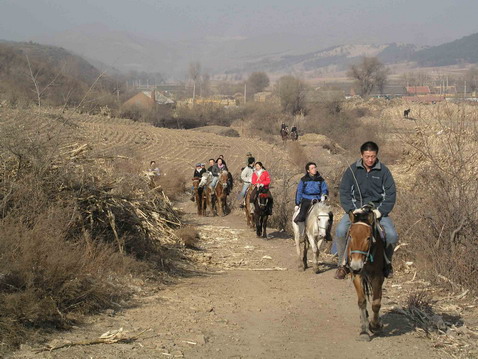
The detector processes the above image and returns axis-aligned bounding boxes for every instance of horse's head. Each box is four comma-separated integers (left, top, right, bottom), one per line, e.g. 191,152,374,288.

198,172,212,188
192,177,200,189
257,192,270,211
347,221,373,273
219,170,229,189
308,202,333,239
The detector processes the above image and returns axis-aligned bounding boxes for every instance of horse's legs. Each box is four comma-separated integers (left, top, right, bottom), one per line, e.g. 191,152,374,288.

262,215,268,238
353,275,370,341
369,276,384,333
255,214,261,237
302,236,308,270
293,223,306,271
311,238,324,274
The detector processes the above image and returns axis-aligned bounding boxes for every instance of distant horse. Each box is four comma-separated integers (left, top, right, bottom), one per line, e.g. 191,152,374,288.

292,202,333,273
198,172,214,216
192,177,204,215
214,170,229,216
244,184,255,228
347,207,385,341
403,108,411,118
290,127,298,141
253,187,272,238
280,127,289,141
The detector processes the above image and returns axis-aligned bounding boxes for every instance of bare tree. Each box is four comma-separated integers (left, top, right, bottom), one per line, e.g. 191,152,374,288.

275,75,308,115
25,54,62,107
188,62,201,101
247,72,270,97
465,66,478,93
347,56,389,97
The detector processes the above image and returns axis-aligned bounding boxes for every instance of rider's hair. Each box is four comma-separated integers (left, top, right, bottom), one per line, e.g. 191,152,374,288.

360,141,379,154
209,158,215,163
247,157,255,165
255,161,263,168
305,162,317,172
216,157,223,164
150,160,156,165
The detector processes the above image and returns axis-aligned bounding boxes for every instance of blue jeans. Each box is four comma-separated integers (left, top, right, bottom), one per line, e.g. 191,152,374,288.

209,176,219,189
237,182,251,200
334,214,398,265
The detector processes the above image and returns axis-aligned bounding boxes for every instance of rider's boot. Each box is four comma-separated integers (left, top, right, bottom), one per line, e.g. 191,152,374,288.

384,244,395,278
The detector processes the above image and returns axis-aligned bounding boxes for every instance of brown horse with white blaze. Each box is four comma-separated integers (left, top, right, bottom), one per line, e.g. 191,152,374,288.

214,170,229,216
347,209,385,341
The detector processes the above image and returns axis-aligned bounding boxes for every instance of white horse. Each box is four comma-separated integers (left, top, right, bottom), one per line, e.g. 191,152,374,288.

292,202,333,273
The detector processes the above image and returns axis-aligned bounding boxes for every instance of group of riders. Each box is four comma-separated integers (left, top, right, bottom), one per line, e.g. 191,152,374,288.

280,123,299,141
188,140,398,280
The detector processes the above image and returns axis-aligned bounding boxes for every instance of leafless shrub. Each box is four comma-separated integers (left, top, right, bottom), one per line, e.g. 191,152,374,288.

0,114,183,350
304,104,382,152
396,104,478,292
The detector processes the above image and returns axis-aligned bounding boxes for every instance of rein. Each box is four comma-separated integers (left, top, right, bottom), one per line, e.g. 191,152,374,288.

347,221,375,269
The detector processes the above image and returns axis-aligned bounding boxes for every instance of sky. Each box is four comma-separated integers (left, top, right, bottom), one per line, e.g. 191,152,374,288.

1,0,478,47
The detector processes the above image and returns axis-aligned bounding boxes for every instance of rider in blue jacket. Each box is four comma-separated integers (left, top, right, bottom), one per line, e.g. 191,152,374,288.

294,162,329,223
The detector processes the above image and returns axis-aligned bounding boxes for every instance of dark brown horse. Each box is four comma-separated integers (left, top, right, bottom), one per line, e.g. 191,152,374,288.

213,170,229,216
280,127,289,141
192,177,204,215
253,187,272,238
347,209,385,341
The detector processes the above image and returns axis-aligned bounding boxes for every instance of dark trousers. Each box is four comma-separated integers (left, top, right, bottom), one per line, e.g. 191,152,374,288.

294,198,314,223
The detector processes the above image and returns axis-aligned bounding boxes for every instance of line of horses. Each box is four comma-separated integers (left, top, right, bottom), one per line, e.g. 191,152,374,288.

192,171,387,341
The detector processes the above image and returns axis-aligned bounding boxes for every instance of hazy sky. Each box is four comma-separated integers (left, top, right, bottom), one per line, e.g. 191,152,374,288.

1,0,478,46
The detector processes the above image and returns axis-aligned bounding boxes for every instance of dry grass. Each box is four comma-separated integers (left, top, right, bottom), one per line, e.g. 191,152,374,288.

0,112,184,351
393,103,478,293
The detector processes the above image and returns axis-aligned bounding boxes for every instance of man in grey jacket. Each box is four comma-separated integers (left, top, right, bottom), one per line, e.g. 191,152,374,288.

334,141,398,279
238,157,255,207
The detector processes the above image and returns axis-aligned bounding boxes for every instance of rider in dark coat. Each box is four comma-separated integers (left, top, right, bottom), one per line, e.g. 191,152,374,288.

294,162,329,223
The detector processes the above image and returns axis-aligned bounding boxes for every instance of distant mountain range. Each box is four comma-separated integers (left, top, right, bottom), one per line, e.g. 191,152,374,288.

10,29,478,79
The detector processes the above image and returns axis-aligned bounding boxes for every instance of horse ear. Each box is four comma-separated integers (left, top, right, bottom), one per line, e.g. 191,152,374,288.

348,211,355,223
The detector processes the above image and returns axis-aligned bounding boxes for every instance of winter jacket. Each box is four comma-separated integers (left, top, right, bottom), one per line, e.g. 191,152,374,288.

252,170,271,188
208,165,220,177
295,173,329,205
339,159,396,216
193,168,206,178
241,165,254,183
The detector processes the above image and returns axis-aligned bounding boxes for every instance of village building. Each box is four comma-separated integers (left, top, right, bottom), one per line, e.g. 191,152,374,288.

123,90,175,111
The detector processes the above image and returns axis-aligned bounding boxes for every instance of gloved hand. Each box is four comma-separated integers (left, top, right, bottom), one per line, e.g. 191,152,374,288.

294,205,300,212
320,195,327,202
373,209,382,219
352,208,363,214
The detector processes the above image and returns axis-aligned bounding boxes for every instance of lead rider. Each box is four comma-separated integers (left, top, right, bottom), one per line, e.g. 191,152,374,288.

334,141,398,279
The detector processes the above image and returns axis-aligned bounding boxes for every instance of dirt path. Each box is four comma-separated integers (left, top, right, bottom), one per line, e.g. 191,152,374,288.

13,198,444,359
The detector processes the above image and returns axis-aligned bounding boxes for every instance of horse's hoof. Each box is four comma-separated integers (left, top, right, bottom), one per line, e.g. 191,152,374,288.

369,322,383,333
357,333,371,342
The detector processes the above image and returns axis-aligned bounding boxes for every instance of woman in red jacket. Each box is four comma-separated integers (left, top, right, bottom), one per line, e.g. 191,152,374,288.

250,162,273,214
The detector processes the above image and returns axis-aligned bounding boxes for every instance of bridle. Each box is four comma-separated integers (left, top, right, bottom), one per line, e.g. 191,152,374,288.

347,221,375,267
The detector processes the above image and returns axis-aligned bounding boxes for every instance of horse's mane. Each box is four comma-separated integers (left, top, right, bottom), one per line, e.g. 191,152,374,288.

309,202,330,215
